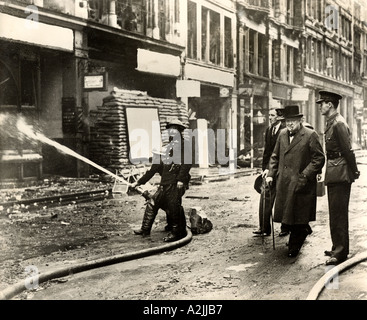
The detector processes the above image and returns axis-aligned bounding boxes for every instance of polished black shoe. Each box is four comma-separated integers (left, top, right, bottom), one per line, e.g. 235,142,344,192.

163,234,179,242
133,229,150,236
163,232,186,242
325,257,346,266
253,232,270,237
324,250,333,257
288,249,300,257
279,231,289,237
253,229,263,235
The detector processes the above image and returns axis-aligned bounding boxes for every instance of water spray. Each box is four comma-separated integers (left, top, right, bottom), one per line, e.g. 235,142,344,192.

15,117,132,185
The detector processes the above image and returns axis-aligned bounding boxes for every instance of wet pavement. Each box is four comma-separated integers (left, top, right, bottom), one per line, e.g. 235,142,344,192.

0,152,366,300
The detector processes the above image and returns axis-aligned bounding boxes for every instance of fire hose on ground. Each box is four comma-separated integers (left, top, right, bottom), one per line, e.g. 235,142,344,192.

306,251,367,300
0,178,193,300
0,226,192,300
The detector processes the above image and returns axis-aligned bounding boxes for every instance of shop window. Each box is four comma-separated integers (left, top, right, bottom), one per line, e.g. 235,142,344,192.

0,58,37,108
187,1,197,59
0,56,39,152
0,62,18,106
21,60,36,106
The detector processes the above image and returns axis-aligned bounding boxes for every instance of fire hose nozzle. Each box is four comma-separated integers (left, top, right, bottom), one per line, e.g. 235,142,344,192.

132,186,152,201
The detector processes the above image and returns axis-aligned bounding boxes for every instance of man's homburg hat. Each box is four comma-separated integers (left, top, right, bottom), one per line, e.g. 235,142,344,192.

283,105,303,119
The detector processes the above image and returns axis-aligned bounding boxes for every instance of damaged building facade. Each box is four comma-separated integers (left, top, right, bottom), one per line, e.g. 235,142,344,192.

237,0,367,163
1,0,366,181
0,0,189,180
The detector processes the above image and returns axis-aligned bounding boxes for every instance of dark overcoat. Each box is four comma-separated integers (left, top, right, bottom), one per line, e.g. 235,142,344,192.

268,126,325,225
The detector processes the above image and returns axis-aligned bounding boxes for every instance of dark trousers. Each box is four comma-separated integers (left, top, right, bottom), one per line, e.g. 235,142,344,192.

141,184,186,236
287,224,311,252
327,183,351,260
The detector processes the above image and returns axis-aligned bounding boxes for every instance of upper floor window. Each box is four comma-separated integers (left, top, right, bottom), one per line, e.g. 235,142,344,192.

188,2,234,69
244,29,267,77
224,16,233,68
202,7,220,65
187,1,197,59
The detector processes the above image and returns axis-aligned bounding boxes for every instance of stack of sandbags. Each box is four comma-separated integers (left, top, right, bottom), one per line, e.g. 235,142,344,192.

89,88,189,173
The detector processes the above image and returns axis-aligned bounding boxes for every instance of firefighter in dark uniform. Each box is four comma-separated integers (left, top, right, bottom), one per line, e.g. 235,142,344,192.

316,91,360,265
132,119,191,242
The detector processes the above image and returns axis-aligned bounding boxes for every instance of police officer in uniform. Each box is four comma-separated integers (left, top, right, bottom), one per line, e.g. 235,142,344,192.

316,91,360,265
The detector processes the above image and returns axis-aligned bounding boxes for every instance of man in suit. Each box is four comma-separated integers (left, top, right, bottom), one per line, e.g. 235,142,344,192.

266,105,325,257
316,91,360,265
253,108,286,237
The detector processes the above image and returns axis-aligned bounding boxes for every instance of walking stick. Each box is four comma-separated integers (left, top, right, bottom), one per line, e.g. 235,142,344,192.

269,186,276,250
261,179,267,247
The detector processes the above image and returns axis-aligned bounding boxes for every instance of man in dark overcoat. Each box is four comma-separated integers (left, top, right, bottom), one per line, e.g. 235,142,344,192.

266,105,325,257
316,91,360,265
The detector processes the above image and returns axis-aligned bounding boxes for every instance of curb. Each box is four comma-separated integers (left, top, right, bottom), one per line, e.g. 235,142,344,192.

0,228,193,300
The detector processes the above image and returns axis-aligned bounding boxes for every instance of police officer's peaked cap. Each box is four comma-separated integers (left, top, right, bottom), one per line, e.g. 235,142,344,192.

316,91,343,104
166,119,187,130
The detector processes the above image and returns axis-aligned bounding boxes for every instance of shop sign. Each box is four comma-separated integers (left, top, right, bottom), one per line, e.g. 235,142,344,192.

220,87,230,98
0,13,73,52
291,88,310,101
83,73,108,91
176,80,201,98
136,49,181,77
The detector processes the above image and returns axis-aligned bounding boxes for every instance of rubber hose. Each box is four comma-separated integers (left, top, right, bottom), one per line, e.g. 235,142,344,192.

306,251,367,300
0,227,192,300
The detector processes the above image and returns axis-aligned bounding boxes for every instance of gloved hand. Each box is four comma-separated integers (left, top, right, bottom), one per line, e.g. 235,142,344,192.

354,171,360,180
295,173,308,193
130,181,139,189
262,169,269,178
265,176,273,187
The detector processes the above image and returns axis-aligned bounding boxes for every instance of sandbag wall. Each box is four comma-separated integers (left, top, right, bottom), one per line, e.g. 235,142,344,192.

89,88,189,173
